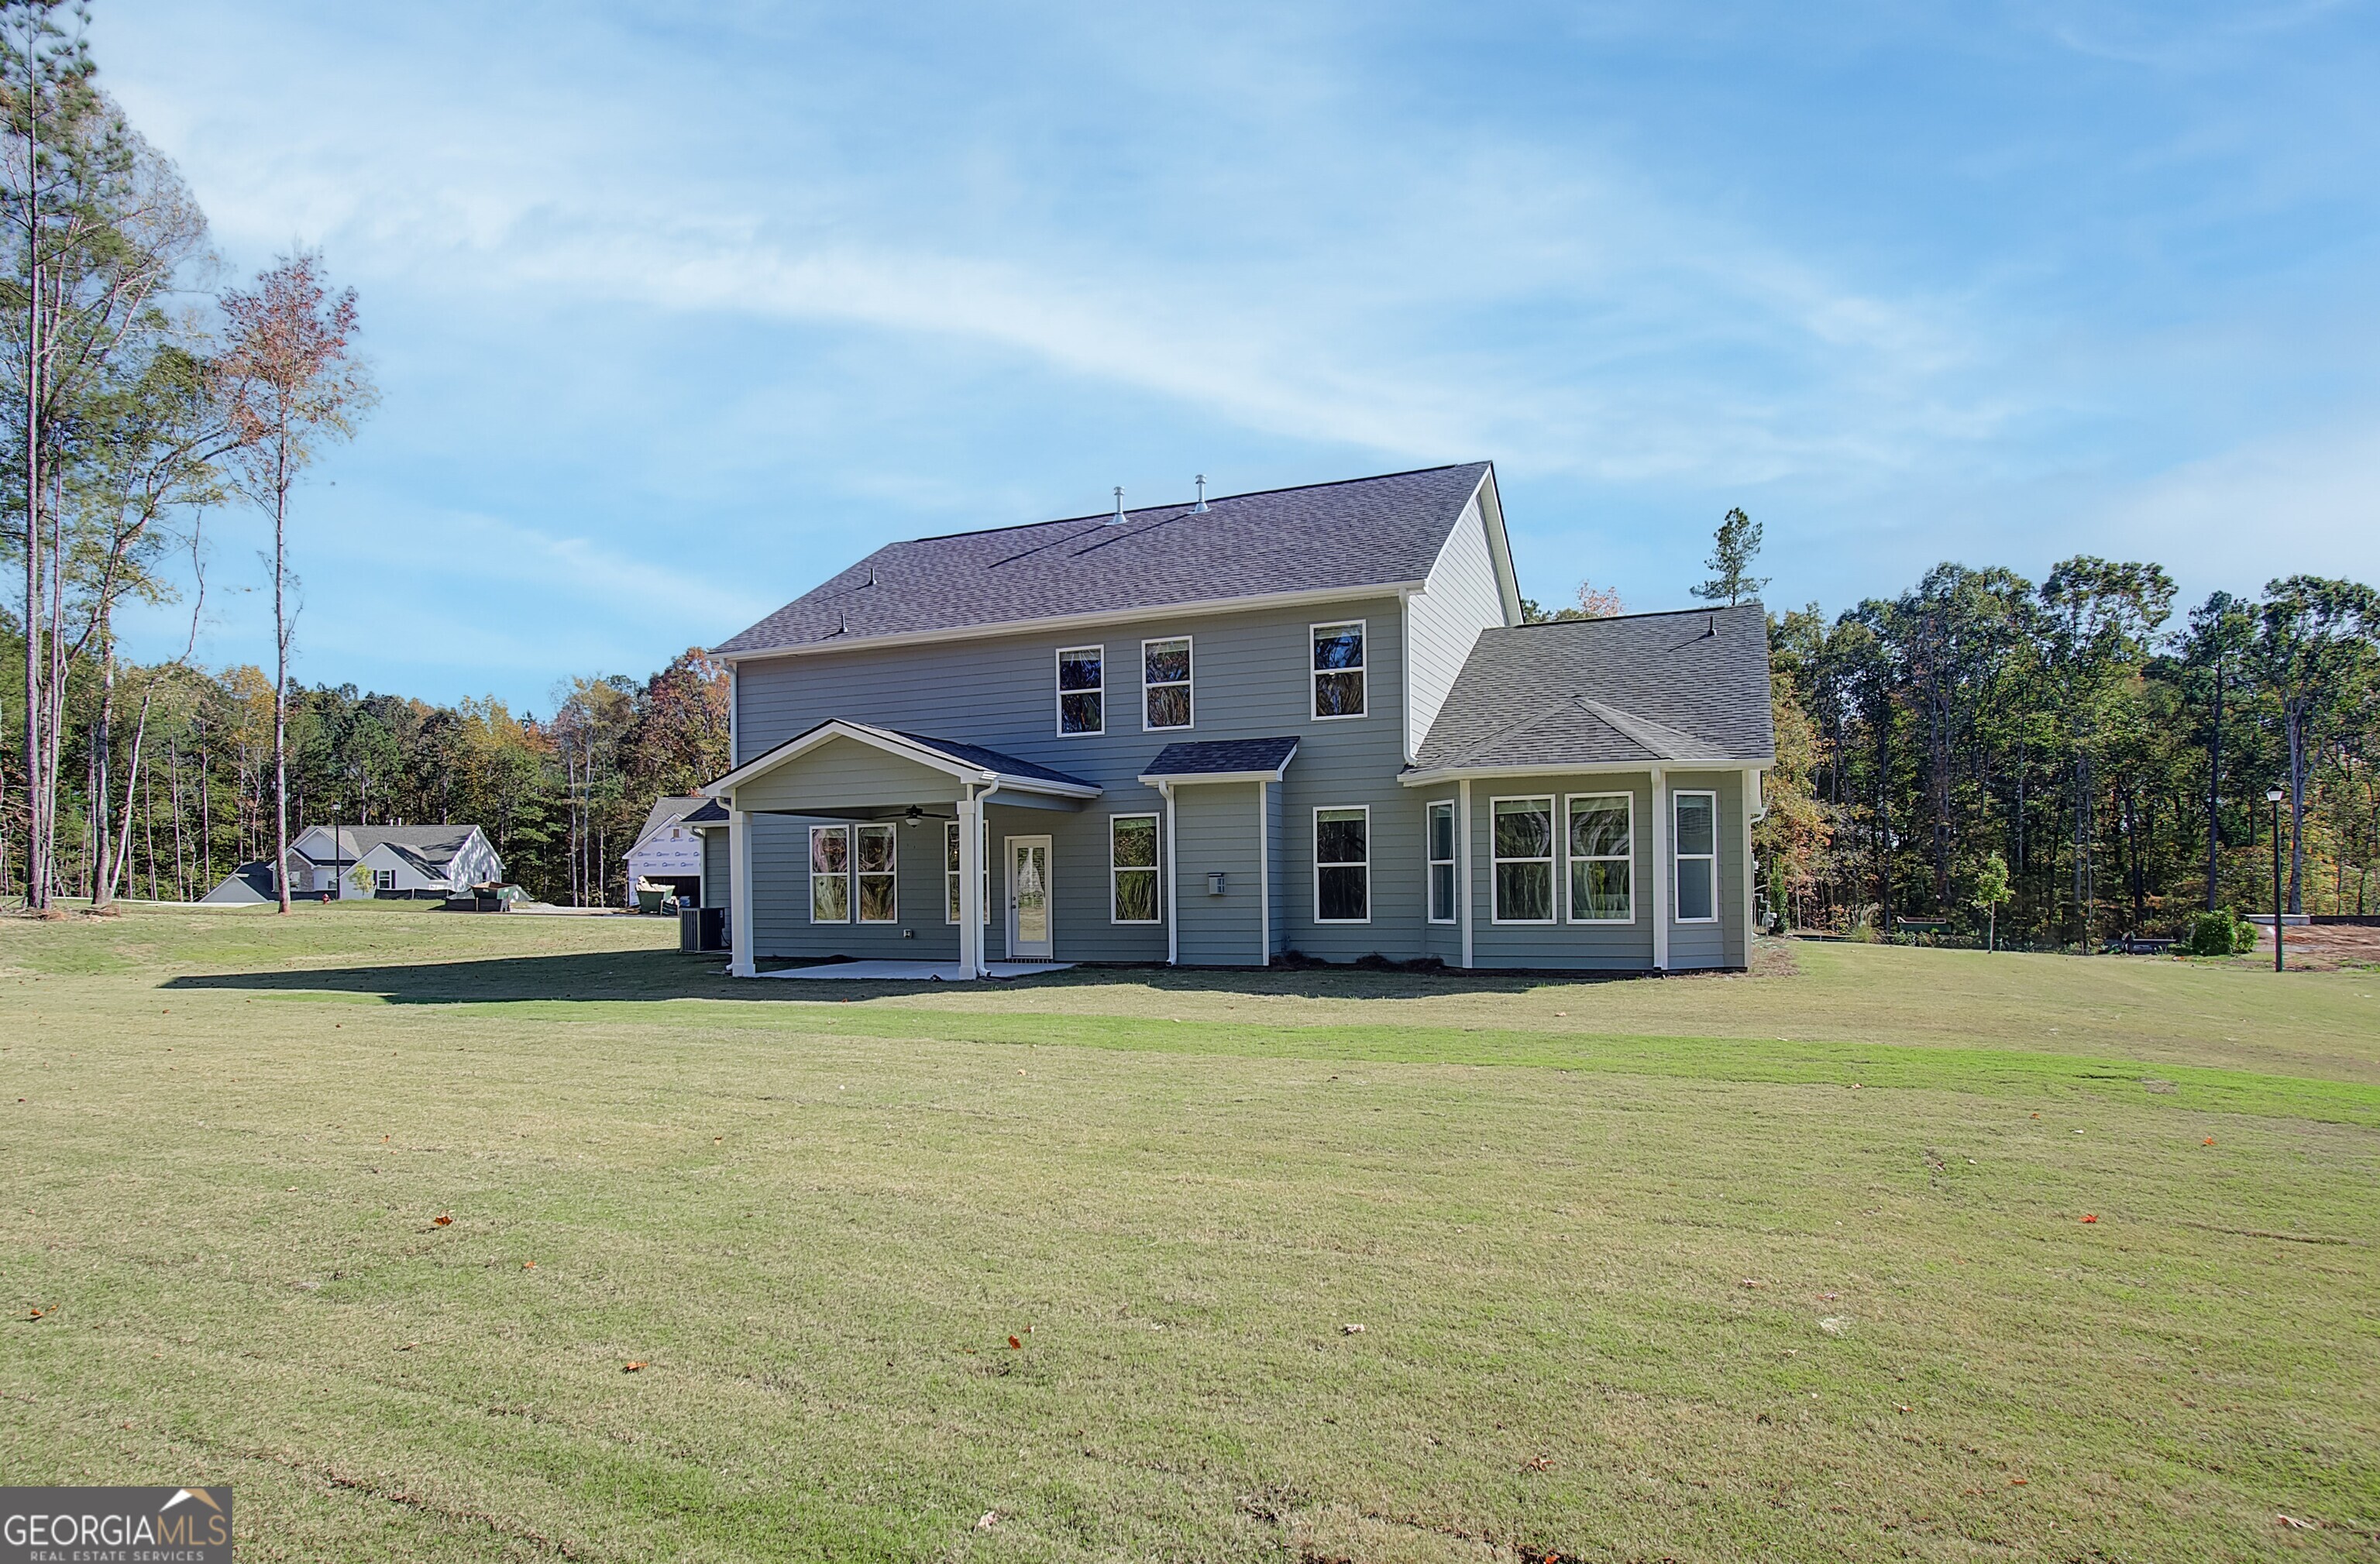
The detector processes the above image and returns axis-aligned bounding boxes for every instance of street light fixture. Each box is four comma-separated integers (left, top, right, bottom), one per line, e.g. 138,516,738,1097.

2266,788,2285,973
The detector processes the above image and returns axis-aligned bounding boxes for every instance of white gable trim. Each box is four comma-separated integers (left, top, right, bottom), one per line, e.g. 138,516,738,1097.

708,718,1102,800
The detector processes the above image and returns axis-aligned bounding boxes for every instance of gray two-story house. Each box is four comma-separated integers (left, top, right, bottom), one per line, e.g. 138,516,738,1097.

702,463,1773,977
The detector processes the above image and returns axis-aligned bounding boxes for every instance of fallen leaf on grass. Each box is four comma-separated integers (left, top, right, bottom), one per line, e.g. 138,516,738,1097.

1522,1455,1553,1472
522,1260,537,1270
2008,1476,2027,1486
1341,1322,1367,1334
623,1361,647,1373
1007,1336,1022,1349
974,1511,998,1531
2080,1215,2099,1224
2277,1514,2316,1531
432,1214,452,1227
1739,1279,1765,1289
1817,1291,1839,1301
2204,1137,2217,1146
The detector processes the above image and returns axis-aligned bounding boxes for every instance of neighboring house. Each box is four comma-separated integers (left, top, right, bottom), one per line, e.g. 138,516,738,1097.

624,796,709,905
702,463,1774,975
200,824,504,902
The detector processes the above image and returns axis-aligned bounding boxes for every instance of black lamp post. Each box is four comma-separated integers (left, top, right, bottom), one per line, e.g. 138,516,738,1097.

2267,787,2285,973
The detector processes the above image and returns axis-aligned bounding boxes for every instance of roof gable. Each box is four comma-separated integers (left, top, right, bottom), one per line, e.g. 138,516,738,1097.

714,464,1494,658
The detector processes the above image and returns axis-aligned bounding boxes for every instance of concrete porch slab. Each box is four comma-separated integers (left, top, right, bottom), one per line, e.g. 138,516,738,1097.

759,960,1075,982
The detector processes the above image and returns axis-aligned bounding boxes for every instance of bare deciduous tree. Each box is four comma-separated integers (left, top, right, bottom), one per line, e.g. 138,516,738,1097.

214,250,375,913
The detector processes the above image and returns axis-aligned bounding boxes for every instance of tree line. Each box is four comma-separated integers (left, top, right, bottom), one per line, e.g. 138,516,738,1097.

0,634,728,906
1535,511,2379,944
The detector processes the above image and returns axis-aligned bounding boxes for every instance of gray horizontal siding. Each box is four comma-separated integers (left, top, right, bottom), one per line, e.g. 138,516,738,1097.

1174,782,1263,967
734,595,1414,964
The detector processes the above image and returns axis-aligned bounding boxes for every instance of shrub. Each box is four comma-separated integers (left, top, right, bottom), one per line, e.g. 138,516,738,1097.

2185,908,2258,957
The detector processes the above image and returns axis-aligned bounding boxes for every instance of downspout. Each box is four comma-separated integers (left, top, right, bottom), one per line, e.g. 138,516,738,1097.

1457,778,1474,970
1159,779,1178,966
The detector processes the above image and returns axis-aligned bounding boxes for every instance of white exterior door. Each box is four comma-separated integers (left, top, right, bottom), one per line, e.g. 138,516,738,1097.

1007,835,1053,960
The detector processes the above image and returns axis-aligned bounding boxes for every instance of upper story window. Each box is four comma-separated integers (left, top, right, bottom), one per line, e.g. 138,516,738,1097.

1057,646,1103,734
1312,621,1366,718
1143,638,1192,730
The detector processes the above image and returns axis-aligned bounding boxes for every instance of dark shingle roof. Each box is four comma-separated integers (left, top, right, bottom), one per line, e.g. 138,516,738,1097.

303,824,481,866
714,464,1493,656
1140,737,1300,779
683,799,730,826
1410,605,1774,773
883,730,1099,792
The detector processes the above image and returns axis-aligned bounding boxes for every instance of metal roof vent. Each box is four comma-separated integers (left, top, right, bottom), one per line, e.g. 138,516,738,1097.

1192,474,1208,513
1107,486,1126,524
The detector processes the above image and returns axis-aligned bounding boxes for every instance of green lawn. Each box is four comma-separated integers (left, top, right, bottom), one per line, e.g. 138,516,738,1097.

4,903,2375,1561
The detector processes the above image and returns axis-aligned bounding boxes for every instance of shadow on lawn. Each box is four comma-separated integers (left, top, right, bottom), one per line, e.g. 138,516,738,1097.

160,950,1588,1006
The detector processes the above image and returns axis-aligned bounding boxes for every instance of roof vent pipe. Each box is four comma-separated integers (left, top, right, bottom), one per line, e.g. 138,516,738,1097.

1108,486,1126,524
1192,474,1208,513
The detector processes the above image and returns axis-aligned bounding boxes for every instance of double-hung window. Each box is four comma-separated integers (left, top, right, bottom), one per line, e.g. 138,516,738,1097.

1057,646,1103,734
1312,622,1365,718
1110,814,1161,923
944,821,989,924
1143,637,1192,730
809,825,851,922
1426,800,1457,923
1314,806,1369,922
373,868,396,892
1492,797,1556,922
1567,793,1633,922
1673,791,1718,922
855,823,897,923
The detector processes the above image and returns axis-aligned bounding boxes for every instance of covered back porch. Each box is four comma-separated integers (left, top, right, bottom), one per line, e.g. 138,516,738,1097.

705,720,1102,979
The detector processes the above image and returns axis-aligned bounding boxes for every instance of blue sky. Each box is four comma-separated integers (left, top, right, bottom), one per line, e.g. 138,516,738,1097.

101,2,2380,712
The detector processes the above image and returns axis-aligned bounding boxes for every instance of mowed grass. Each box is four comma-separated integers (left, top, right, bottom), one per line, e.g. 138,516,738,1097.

2,905,2376,1562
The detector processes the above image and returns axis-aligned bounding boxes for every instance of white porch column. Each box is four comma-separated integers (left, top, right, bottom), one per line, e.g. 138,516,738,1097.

1160,781,1178,966
1255,780,1269,967
1742,766,1761,957
728,806,756,978
1648,768,1669,973
1457,778,1474,970
957,786,985,978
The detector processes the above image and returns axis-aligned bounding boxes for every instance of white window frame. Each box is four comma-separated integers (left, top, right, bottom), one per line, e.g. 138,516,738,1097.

1489,795,1558,925
1564,792,1635,925
1055,644,1105,737
809,823,851,923
944,820,989,926
373,868,396,892
1309,620,1367,721
1312,804,1371,924
1426,799,1457,924
1140,635,1194,731
854,822,897,923
1108,813,1162,924
1673,789,1720,924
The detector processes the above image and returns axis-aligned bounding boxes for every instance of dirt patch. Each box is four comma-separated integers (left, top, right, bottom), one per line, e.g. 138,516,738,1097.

2255,923,2380,971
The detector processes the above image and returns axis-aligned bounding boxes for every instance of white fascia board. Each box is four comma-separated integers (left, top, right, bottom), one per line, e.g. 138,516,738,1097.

1135,768,1291,786
1470,466,1524,627
710,717,1099,800
1398,757,1770,786
710,582,1426,666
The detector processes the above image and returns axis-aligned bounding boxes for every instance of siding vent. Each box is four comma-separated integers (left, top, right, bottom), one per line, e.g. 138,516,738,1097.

1192,474,1208,513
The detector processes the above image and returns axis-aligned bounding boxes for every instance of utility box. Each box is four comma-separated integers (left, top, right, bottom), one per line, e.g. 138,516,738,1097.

1205,871,1227,895
680,905,728,954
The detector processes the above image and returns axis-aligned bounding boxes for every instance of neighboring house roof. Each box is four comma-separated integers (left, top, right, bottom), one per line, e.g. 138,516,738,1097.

713,462,1496,658
1139,737,1301,783
627,796,707,856
199,861,280,904
682,799,730,827
710,719,1102,799
298,824,486,869
1407,604,1775,778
